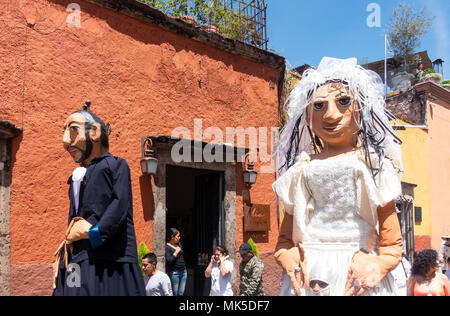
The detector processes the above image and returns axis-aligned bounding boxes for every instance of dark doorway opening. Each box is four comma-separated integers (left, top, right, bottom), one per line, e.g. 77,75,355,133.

166,165,225,296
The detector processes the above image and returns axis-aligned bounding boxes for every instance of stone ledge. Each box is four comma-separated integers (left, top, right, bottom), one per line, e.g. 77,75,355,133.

10,264,53,296
414,81,450,103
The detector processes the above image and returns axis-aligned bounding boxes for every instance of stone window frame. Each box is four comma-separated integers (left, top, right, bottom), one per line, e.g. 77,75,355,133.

0,121,22,296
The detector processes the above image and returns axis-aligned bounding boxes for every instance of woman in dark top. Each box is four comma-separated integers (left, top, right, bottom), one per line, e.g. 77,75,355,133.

165,228,187,296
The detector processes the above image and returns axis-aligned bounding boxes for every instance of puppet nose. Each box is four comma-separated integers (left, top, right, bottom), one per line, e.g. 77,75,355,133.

323,102,343,123
62,129,71,149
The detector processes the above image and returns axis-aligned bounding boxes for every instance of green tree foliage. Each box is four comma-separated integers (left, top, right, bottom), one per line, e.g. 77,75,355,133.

137,241,151,276
387,3,433,70
140,0,190,16
215,9,251,42
422,68,436,75
191,0,212,24
247,238,259,258
138,0,251,42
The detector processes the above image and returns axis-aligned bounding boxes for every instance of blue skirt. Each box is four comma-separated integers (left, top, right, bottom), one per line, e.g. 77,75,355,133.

53,259,146,296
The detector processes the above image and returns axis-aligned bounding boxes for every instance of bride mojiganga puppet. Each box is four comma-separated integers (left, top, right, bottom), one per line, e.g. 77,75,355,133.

273,57,404,296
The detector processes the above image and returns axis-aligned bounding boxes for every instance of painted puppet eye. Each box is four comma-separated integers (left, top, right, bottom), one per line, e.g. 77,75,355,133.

70,126,79,132
337,97,351,106
313,102,325,111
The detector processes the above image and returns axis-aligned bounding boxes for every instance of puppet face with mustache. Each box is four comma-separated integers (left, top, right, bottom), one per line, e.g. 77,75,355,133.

62,112,102,165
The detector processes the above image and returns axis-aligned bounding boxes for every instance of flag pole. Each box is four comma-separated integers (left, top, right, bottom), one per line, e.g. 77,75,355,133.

384,32,388,95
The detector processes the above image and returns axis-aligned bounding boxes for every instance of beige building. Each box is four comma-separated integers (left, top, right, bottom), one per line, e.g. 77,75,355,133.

387,81,450,254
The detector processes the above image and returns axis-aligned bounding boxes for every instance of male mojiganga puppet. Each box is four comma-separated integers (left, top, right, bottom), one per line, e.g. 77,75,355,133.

273,57,404,296
52,102,145,296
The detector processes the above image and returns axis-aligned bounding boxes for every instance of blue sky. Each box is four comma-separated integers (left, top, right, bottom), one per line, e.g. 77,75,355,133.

266,0,450,79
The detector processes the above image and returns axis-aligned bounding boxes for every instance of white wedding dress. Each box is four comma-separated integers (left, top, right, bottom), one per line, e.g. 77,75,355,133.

273,151,401,296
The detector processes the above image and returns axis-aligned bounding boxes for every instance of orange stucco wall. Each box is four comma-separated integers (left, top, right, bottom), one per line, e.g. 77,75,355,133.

427,97,450,250
1,0,281,276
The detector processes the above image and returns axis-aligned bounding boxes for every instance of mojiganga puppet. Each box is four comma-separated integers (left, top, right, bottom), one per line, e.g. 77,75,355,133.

273,57,403,296
53,102,145,296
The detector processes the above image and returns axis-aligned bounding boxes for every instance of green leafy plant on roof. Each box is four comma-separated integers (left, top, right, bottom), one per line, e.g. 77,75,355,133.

247,238,259,258
138,0,253,42
440,80,450,90
421,68,442,83
137,241,151,276
422,68,436,75
140,0,190,17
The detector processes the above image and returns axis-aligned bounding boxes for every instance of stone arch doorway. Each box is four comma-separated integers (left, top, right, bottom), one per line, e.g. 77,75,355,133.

148,135,246,295
166,165,224,295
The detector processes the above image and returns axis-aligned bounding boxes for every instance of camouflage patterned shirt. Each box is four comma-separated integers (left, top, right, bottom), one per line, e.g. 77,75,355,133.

239,255,264,296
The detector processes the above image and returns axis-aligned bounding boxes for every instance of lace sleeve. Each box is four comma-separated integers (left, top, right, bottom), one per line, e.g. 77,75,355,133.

272,152,311,216
356,156,402,232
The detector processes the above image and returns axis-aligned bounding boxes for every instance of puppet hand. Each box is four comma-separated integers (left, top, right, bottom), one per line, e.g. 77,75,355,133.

345,202,403,296
344,250,386,296
66,217,92,244
275,243,309,296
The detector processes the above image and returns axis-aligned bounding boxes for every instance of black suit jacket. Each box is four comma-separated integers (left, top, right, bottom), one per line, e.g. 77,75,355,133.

67,152,139,263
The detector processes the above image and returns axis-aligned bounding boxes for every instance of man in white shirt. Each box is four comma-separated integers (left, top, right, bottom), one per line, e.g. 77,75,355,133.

142,253,173,296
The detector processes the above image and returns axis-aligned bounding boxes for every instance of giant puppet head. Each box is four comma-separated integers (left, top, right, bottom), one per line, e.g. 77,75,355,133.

305,80,360,151
277,57,402,177
62,101,110,166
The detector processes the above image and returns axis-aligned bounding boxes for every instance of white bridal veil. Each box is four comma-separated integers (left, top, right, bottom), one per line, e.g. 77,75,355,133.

276,57,402,177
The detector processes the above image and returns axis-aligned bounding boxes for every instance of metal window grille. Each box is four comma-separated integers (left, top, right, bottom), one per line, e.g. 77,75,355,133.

396,196,415,263
212,0,268,50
